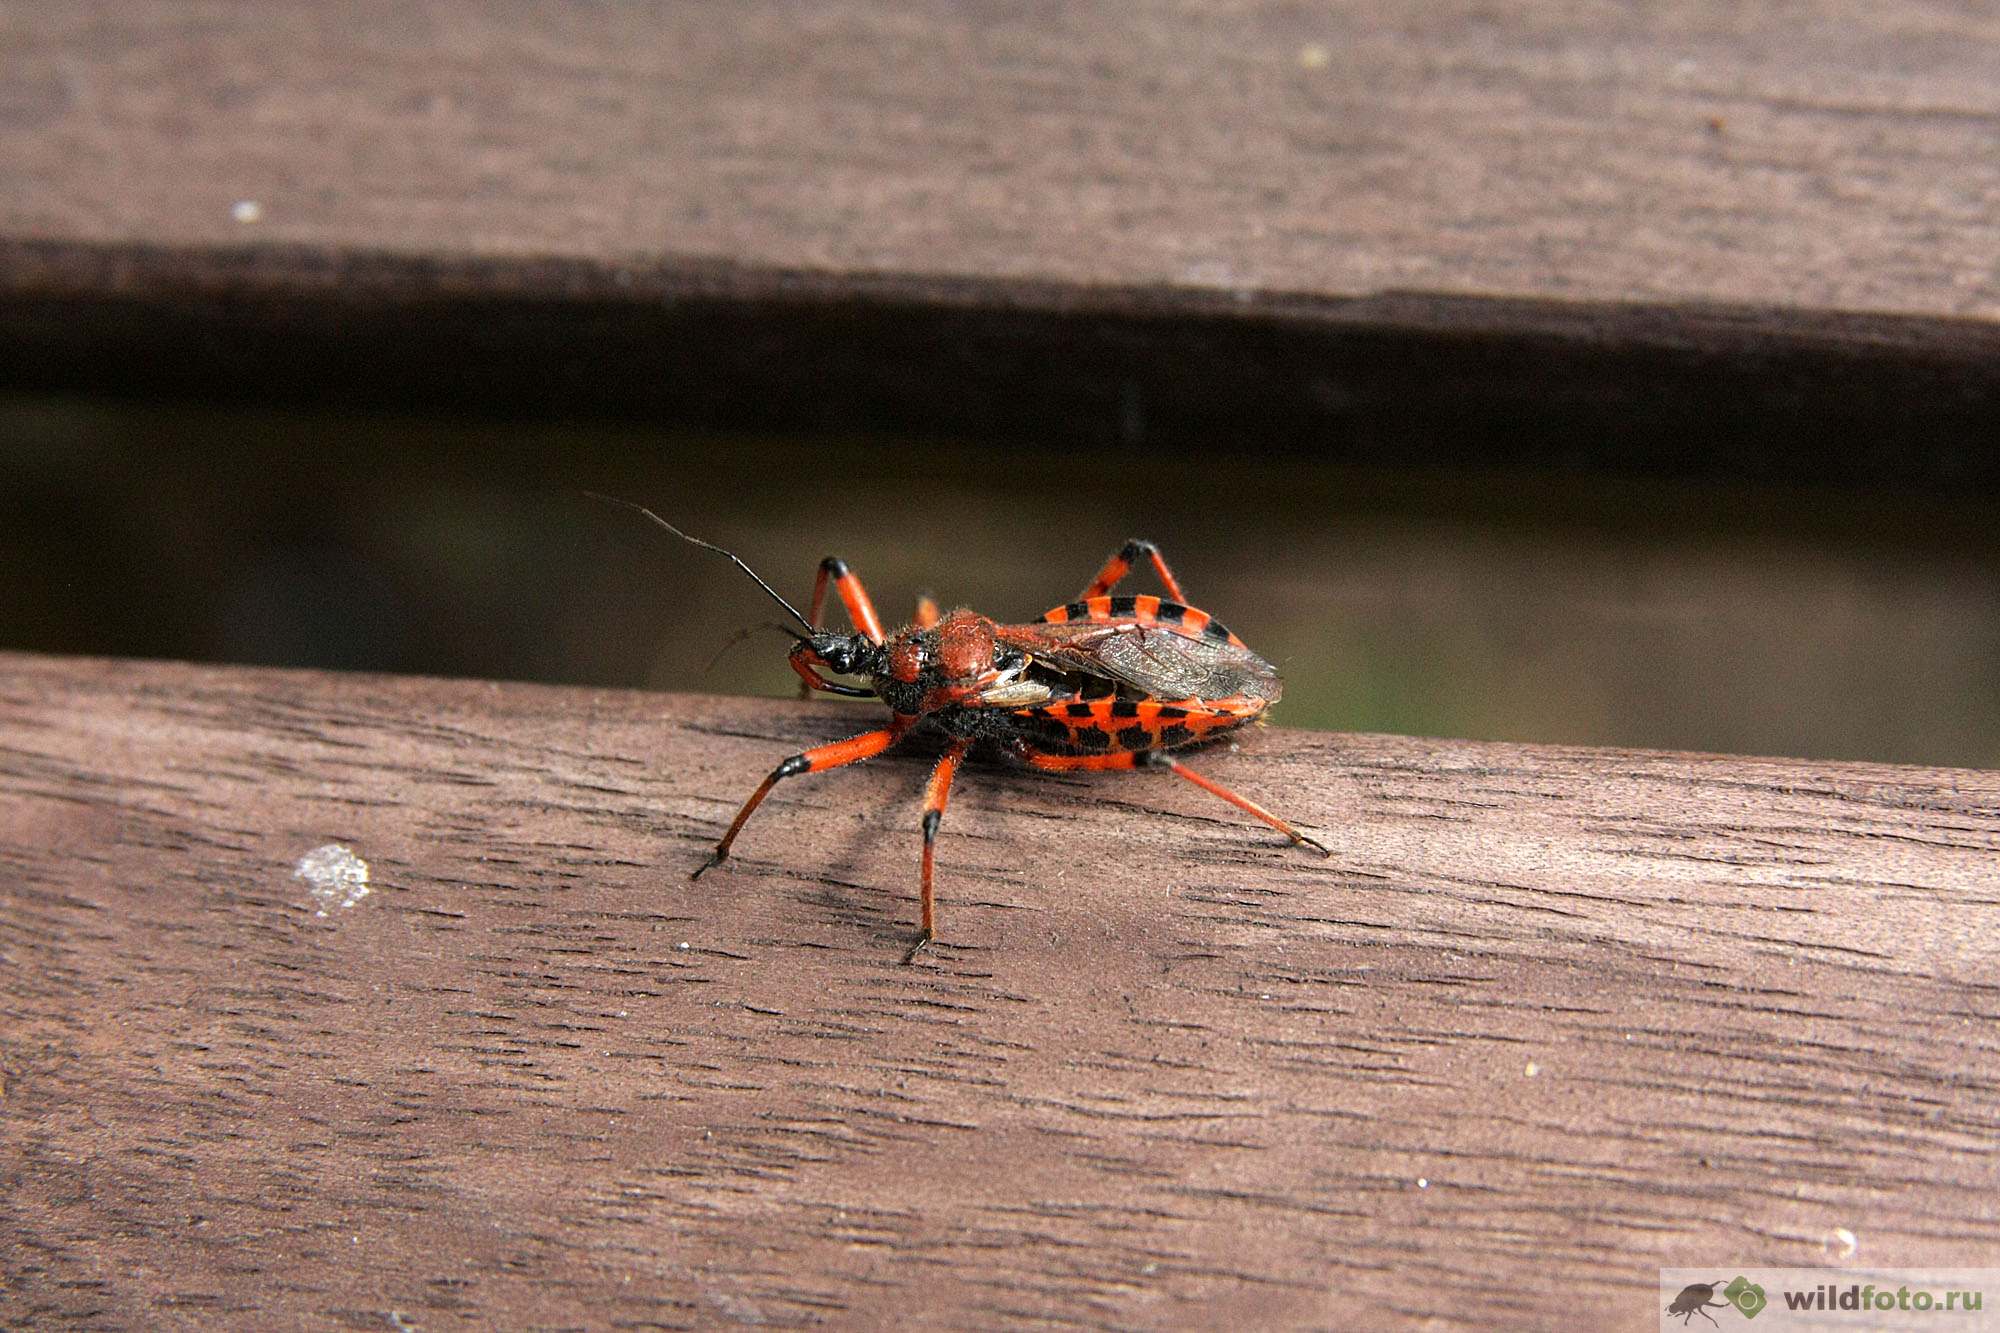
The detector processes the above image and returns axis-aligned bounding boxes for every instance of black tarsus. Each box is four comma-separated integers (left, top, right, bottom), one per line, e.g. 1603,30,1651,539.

586,492,814,633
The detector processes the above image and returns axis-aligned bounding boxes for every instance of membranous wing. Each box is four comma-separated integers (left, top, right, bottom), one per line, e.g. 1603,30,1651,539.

999,619,1281,704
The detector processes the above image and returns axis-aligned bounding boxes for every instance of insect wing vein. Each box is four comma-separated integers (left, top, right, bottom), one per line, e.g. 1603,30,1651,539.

997,620,1279,703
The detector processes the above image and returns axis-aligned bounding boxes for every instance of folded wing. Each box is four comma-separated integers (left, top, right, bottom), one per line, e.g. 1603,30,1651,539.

1001,620,1282,704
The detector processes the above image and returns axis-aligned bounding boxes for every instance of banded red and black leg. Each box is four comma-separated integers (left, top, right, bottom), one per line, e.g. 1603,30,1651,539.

692,720,909,879
1023,748,1328,856
1077,539,1189,603
806,556,887,641
799,556,887,697
904,737,969,964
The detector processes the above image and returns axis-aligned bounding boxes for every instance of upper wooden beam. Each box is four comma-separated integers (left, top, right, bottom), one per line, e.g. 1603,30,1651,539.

5,3,2000,485
5,2,1999,321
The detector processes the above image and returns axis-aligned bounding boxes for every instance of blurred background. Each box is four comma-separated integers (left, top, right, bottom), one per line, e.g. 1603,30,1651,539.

7,4,1999,774
6,388,1995,769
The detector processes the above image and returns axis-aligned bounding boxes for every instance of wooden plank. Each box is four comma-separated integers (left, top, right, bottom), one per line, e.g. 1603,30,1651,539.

6,3,2000,487
11,235,2000,491
3,651,1997,1327
5,1,2000,321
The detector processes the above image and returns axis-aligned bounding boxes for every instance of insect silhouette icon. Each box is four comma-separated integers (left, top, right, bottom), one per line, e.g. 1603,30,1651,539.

1666,1281,1732,1326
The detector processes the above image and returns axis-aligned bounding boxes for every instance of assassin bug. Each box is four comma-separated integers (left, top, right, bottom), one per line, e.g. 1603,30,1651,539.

598,497,1329,963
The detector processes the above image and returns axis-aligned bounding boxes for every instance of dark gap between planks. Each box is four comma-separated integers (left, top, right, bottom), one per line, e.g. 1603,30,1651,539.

3,239,1998,493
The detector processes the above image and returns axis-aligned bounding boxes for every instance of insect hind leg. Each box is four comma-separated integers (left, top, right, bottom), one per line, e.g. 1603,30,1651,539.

1150,752,1328,855
1078,539,1188,603
1023,747,1327,856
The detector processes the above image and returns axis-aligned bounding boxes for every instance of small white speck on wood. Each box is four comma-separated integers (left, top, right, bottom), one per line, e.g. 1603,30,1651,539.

295,843,370,916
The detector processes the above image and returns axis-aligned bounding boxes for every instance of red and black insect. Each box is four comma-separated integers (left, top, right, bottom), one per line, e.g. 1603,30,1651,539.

604,498,1329,963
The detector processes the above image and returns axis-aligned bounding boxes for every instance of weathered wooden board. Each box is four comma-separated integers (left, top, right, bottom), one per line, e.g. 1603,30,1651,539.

7,3,2000,484
5,1,2000,319
3,652,1997,1327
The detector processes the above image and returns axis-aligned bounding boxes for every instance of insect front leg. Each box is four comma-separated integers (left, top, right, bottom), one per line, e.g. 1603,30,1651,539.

904,738,968,964
692,722,908,879
800,556,886,698
805,557,885,642
1076,539,1189,603
1022,747,1328,856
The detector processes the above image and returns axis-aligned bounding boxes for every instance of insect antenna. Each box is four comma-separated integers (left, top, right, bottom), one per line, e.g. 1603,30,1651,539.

702,620,807,676
586,492,814,633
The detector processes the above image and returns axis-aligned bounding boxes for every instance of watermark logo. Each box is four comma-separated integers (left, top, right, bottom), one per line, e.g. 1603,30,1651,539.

1661,1269,1994,1330
1668,1278,1767,1325
1723,1277,1768,1319
1667,1281,1734,1326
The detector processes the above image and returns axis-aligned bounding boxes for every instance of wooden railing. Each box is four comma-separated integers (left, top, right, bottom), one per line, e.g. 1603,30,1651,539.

4,653,1997,1326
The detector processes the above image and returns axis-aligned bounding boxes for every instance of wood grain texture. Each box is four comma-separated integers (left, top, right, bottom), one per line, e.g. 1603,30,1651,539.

4,1,2000,319
3,651,1997,1328
7,4,2000,487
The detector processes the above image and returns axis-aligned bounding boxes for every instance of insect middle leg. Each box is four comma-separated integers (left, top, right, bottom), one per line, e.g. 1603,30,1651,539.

1024,748,1328,855
904,737,969,964
1077,539,1189,603
692,721,908,879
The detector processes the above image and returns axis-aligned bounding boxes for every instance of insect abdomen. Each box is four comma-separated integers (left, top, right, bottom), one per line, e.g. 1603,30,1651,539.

1011,695,1265,755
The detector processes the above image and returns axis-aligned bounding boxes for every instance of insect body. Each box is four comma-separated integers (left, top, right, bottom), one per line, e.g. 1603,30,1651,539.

604,499,1328,962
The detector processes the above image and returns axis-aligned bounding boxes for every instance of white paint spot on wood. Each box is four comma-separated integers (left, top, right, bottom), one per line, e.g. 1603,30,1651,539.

296,843,370,916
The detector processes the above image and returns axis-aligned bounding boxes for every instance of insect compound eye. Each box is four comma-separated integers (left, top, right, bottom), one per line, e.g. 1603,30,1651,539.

818,636,862,675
